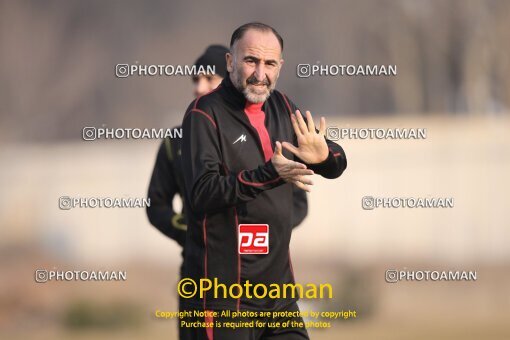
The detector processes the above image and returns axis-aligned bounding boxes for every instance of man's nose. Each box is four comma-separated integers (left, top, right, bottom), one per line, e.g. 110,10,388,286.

254,63,266,82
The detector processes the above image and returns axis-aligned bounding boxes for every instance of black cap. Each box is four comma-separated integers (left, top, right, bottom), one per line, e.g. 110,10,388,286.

194,45,229,78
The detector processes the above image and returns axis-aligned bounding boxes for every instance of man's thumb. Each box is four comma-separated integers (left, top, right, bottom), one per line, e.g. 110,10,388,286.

275,141,283,155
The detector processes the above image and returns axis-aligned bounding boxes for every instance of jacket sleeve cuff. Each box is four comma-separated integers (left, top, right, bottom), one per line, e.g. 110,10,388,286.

306,151,337,176
237,160,285,190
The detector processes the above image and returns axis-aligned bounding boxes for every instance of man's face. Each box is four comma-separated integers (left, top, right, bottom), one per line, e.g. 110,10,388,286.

227,30,284,103
193,74,223,97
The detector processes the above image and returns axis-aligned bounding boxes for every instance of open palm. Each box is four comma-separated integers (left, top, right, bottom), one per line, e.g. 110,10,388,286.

282,110,329,164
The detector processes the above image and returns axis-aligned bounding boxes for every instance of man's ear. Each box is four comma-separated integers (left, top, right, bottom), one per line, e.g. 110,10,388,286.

279,58,284,69
226,52,234,73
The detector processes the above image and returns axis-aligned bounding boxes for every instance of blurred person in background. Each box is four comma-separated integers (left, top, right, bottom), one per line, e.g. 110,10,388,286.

147,45,230,271
191,45,229,98
146,44,309,339
146,44,229,340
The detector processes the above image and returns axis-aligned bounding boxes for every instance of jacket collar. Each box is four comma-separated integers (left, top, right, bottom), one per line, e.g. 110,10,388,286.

220,73,271,161
221,73,248,110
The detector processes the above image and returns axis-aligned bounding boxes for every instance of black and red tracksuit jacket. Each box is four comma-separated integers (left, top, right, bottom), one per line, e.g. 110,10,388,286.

145,129,307,274
180,74,347,312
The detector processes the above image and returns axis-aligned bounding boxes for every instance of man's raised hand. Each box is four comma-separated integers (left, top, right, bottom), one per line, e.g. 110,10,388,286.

282,110,329,164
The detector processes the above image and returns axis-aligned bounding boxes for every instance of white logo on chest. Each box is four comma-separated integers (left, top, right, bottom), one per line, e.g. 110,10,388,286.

233,134,247,144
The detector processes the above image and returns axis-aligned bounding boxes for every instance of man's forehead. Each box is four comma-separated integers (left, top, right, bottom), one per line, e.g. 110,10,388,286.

235,29,282,59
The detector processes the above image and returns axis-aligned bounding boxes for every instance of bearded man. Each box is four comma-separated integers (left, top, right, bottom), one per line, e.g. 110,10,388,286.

180,22,347,340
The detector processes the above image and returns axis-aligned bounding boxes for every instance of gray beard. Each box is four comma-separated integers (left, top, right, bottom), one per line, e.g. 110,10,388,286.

243,86,271,104
231,70,277,104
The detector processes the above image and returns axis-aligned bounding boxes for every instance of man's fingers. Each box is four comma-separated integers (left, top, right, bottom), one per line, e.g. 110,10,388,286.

319,117,326,136
282,141,299,156
288,168,314,176
305,110,315,133
288,160,307,169
295,110,309,135
295,175,314,186
286,175,314,186
293,180,311,192
290,113,303,138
